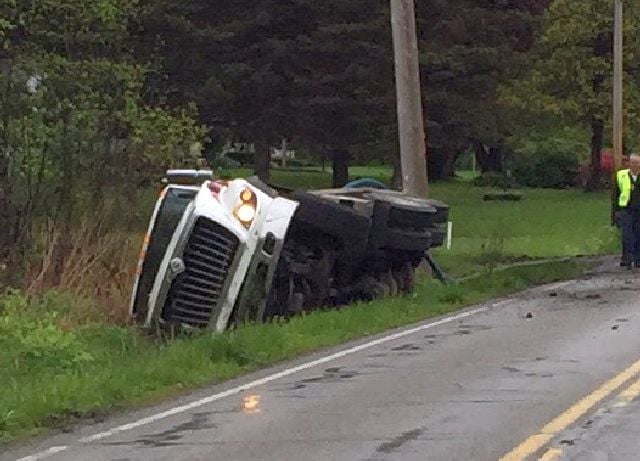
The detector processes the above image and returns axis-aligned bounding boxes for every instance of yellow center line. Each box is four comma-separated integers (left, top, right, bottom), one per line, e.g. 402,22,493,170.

500,358,640,461
619,377,640,402
538,447,563,461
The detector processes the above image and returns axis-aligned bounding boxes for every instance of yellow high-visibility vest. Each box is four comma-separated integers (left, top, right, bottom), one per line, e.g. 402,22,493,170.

617,169,636,207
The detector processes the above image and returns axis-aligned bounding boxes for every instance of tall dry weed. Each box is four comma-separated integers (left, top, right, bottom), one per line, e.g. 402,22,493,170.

25,212,143,325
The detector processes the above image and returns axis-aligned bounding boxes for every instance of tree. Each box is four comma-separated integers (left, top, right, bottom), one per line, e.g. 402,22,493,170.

416,0,552,179
503,0,640,190
140,0,553,185
139,0,394,186
0,0,206,285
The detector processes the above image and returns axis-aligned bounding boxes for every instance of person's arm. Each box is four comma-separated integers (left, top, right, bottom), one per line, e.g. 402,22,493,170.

614,174,623,212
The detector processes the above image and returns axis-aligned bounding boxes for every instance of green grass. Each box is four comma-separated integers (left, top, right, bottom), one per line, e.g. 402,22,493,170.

429,182,617,276
0,259,586,445
455,170,481,181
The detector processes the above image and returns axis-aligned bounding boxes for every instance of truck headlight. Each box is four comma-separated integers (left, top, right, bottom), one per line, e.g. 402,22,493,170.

234,187,257,227
236,203,256,223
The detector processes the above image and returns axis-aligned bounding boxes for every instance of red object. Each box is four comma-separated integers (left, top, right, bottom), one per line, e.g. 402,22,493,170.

208,181,222,198
600,149,629,172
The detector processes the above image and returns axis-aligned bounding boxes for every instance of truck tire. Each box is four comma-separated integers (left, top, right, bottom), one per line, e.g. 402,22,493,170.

384,227,432,252
290,191,371,258
429,227,446,247
364,191,441,229
423,199,450,223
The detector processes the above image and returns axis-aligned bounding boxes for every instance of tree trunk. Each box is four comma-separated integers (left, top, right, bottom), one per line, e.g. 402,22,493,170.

48,110,75,288
254,140,271,182
332,148,350,188
427,145,456,181
488,147,504,172
471,139,490,173
0,54,15,285
586,117,604,192
471,139,503,173
586,34,608,192
442,144,457,179
0,182,20,286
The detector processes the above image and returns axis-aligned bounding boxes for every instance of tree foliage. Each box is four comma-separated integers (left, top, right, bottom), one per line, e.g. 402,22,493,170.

502,0,640,189
0,0,608,283
0,0,206,282
417,0,551,177
140,0,550,181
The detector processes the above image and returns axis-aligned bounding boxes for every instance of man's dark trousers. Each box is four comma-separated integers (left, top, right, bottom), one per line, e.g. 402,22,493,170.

617,209,640,266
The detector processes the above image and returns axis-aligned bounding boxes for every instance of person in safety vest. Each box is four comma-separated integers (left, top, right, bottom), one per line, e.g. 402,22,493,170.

615,154,640,269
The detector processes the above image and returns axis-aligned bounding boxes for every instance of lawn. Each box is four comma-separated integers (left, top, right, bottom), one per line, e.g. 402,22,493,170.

429,182,617,276
0,166,618,445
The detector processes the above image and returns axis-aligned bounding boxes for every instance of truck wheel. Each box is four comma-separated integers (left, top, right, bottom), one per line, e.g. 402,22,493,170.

422,199,450,224
364,191,443,229
384,228,432,252
290,191,371,258
428,228,446,248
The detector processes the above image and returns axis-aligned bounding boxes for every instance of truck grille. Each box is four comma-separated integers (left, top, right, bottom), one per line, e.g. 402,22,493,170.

163,218,239,327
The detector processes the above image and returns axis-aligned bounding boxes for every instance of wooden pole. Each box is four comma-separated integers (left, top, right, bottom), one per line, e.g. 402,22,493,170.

611,0,624,225
390,0,428,197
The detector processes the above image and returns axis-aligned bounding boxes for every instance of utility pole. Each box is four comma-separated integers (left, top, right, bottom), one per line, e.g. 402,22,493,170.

390,0,428,197
611,0,624,225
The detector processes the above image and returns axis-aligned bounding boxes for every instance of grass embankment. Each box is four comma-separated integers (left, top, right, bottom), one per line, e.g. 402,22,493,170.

0,167,617,444
0,259,585,444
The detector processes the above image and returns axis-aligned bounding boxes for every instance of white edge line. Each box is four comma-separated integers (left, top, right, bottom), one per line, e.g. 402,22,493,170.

17,446,68,461
17,306,489,461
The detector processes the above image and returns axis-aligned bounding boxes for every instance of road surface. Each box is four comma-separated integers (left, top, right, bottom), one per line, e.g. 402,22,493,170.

5,256,640,461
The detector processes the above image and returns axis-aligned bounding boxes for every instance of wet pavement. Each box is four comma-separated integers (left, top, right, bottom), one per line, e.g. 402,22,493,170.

4,256,640,461
554,399,640,460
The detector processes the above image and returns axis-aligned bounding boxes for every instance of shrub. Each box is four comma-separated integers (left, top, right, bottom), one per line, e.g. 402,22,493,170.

0,291,95,373
512,150,579,189
508,129,583,189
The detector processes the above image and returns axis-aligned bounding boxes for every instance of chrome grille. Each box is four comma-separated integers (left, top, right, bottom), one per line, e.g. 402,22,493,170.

163,218,239,327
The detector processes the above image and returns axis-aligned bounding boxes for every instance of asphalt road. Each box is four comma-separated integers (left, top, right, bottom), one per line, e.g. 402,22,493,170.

5,256,640,461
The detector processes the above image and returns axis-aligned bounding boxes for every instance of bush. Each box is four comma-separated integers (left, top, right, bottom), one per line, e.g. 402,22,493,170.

213,155,242,169
512,150,579,189
0,291,96,373
508,129,583,189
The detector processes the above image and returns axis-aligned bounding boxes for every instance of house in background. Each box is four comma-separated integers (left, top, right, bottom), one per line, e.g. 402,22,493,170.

271,143,296,168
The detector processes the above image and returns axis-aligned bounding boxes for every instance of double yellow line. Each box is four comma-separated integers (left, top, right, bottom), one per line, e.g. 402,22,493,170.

500,358,640,461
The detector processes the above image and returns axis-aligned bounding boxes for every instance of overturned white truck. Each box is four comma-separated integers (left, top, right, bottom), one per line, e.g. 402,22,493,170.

130,170,449,332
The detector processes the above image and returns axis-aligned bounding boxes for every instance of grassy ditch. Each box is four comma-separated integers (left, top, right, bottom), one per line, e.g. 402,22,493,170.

0,258,587,445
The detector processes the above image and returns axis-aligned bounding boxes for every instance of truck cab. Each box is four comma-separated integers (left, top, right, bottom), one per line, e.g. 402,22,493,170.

130,170,298,332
